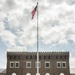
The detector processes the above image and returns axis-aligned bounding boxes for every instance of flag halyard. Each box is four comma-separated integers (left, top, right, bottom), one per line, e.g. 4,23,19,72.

31,5,37,19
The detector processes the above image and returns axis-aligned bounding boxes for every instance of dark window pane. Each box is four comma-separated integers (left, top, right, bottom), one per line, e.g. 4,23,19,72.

48,55,50,59
11,63,14,67
56,56,58,59
10,55,11,59
26,56,28,59
30,55,32,59
39,55,41,59
62,63,66,67
46,63,49,67
58,63,60,67
14,56,16,59
60,56,62,59
18,56,20,59
65,55,66,59
44,56,46,59
16,63,19,67
35,55,37,59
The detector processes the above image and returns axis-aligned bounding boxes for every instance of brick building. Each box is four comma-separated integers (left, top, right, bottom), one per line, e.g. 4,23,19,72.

6,52,70,75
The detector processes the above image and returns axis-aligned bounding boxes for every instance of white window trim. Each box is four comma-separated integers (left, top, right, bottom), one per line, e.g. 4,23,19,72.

26,62,31,68
57,62,61,68
15,61,19,68
10,61,14,68
35,62,41,68
45,62,50,68
62,62,66,68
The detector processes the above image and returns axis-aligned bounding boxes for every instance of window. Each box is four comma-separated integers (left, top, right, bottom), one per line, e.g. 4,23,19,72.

57,62,61,68
15,62,19,68
39,55,41,59
26,56,28,59
18,56,20,59
45,62,50,68
26,62,31,68
48,55,50,59
12,73,16,75
44,56,46,59
36,73,40,75
35,55,37,59
60,55,62,59
26,73,31,75
62,62,66,68
64,55,66,59
14,56,16,59
45,73,50,75
35,62,41,68
56,55,58,59
30,55,32,59
10,55,12,59
10,62,14,68
60,73,64,75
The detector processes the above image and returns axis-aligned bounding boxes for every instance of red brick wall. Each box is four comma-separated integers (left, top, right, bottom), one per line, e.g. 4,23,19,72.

6,52,70,75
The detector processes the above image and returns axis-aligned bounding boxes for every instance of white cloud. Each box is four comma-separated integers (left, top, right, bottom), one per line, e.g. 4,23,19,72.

39,2,75,45
0,0,75,69
18,26,37,46
0,0,75,50
0,22,5,32
0,30,17,47
7,46,27,52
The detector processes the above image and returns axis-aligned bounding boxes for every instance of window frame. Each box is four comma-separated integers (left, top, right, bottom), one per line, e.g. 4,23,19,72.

15,61,19,68
62,62,66,68
10,61,14,68
57,62,61,68
35,62,41,68
45,61,50,68
26,62,31,68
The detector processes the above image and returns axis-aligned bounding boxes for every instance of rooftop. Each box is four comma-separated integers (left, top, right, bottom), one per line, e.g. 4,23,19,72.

0,69,6,73
7,51,69,55
70,68,75,74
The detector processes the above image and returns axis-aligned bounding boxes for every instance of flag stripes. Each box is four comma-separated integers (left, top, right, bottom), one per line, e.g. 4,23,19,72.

31,5,37,19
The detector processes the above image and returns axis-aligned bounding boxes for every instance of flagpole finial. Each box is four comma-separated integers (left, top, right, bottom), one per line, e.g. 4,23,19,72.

37,2,38,4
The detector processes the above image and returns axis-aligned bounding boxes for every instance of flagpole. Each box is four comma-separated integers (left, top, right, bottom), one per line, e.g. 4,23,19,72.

36,2,39,75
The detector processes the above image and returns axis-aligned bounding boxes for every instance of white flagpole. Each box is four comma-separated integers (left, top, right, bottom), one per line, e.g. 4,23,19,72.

36,2,39,75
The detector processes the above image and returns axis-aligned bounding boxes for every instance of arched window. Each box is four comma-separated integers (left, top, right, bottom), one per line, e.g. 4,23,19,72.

12,73,16,75
60,73,64,75
26,73,31,75
36,73,40,75
45,73,50,75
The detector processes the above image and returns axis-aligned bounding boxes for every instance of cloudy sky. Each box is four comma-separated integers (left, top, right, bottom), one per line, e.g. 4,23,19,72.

0,0,75,69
